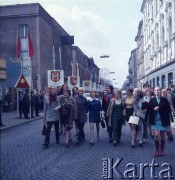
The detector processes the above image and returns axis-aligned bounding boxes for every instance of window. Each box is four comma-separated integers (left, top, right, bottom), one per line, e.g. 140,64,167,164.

153,78,155,89
156,77,159,86
161,75,165,88
168,72,173,86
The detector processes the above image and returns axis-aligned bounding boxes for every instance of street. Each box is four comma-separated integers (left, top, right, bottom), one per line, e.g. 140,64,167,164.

1,119,175,180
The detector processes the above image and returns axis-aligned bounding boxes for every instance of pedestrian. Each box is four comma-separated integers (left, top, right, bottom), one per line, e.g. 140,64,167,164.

30,90,36,118
88,90,103,145
74,87,88,145
144,88,154,138
58,84,68,135
18,91,23,118
132,90,148,147
123,88,134,123
72,87,79,137
106,90,125,147
43,88,61,149
34,89,41,117
4,91,11,112
0,99,5,126
148,86,171,157
162,89,174,141
60,89,77,148
22,90,30,119
102,85,115,143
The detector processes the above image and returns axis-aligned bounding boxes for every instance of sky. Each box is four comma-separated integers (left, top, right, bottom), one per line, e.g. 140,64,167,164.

0,0,143,87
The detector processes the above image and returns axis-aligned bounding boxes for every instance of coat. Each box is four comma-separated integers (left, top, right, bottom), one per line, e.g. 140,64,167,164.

75,95,88,123
44,96,61,122
148,97,171,127
60,95,77,126
106,99,125,127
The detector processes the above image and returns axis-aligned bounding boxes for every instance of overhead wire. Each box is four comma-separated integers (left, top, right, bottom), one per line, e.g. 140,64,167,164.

77,0,107,54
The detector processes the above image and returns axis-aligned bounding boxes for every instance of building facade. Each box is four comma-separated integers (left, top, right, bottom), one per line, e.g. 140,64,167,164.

0,3,99,91
141,0,175,89
135,20,145,90
128,49,137,88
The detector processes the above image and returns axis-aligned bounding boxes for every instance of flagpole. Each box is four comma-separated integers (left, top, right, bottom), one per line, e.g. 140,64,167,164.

53,45,56,70
59,46,62,70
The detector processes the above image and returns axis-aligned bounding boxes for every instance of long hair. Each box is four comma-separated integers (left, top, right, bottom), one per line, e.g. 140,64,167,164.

49,92,57,106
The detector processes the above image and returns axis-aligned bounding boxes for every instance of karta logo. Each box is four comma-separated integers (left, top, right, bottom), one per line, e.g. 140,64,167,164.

70,76,77,85
51,71,60,82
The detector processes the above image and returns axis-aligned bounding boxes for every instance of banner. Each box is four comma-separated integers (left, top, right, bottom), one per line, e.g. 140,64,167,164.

22,58,31,87
83,80,91,92
47,70,64,87
68,76,80,89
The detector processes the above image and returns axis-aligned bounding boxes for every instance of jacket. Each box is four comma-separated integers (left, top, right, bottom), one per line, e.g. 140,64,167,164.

148,97,171,127
60,95,77,126
44,96,61,121
75,95,88,123
106,99,125,127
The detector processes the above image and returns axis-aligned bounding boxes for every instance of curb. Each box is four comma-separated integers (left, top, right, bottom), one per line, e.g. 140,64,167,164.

0,116,43,133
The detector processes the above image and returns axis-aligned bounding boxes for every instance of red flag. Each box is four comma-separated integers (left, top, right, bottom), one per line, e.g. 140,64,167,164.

17,36,21,57
28,32,34,58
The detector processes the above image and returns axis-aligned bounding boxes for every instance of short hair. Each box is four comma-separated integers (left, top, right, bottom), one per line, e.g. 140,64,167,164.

143,83,149,88
63,89,71,96
137,90,143,99
78,87,85,91
127,88,133,94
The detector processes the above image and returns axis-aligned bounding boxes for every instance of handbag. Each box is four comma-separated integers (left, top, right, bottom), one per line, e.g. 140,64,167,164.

42,124,47,135
128,116,139,125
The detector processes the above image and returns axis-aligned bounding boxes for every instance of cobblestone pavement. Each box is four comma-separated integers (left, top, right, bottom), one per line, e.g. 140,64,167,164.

1,120,175,180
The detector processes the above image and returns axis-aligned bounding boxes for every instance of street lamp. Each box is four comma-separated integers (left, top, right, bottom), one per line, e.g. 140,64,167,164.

100,54,110,58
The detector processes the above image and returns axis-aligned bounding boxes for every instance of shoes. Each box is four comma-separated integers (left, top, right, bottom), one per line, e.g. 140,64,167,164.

117,139,121,144
56,140,59,144
138,140,143,146
113,141,117,147
43,143,49,148
0,124,5,127
159,151,164,156
90,142,94,146
142,139,146,143
76,140,80,145
109,138,112,143
131,144,136,148
65,143,70,148
155,150,159,157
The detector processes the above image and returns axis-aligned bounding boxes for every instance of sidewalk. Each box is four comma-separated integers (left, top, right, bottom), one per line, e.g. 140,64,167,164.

0,111,43,132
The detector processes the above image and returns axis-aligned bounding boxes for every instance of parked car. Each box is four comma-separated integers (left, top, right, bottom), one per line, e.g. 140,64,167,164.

83,93,91,101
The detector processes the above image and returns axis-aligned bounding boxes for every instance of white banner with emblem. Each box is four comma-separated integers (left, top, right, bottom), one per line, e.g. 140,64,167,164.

83,80,91,92
47,70,64,87
68,76,80,89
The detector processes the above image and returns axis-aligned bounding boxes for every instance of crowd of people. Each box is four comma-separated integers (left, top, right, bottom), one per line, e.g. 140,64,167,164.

41,83,175,157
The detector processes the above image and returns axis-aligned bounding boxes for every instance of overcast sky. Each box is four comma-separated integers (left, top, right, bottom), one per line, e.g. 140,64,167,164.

1,0,143,87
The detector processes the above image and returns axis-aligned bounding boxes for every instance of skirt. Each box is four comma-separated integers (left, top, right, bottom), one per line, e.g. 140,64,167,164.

151,113,168,131
60,114,70,125
125,108,134,122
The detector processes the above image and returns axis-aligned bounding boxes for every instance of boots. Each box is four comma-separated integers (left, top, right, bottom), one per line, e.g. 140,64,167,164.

159,140,165,156
154,140,159,157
